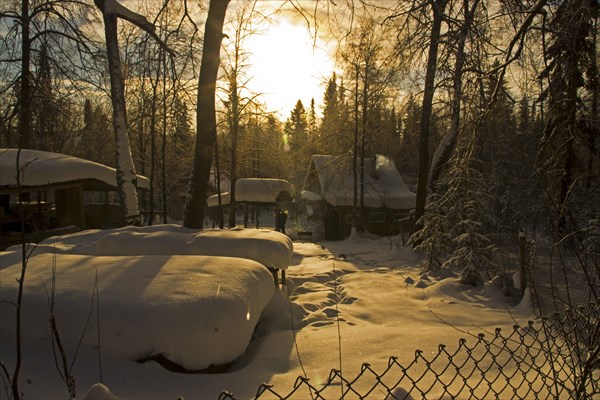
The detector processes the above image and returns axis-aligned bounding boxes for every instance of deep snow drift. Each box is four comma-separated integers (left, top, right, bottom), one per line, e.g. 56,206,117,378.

0,225,534,399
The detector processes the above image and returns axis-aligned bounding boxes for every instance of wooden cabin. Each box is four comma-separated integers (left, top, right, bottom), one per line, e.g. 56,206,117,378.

0,149,149,248
301,154,416,240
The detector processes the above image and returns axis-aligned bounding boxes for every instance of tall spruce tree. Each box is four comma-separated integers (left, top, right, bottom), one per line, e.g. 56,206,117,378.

288,100,308,150
320,73,339,148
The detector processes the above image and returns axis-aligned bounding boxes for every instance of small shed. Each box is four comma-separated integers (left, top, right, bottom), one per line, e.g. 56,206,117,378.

0,149,149,246
301,154,415,240
207,178,294,228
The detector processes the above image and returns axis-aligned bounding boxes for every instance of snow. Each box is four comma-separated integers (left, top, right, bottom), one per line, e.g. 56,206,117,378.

0,226,535,399
303,154,416,209
0,148,150,190
4,224,293,270
1,253,274,371
207,178,294,207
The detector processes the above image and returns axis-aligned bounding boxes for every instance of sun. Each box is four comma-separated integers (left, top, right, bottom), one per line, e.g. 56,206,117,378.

245,18,334,119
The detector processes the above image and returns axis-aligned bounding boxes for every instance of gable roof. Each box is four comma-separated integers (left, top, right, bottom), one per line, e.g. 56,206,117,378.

0,148,150,192
207,178,294,207
302,154,415,210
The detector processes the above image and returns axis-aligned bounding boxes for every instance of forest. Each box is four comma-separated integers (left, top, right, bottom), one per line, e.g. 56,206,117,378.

1,0,598,280
1,1,599,398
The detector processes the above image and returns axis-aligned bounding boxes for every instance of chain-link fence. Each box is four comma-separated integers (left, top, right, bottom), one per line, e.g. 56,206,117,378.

219,303,599,399
217,234,599,400
526,239,599,319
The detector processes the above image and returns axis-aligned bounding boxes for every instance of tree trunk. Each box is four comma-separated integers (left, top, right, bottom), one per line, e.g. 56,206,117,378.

214,138,224,229
352,64,359,232
587,14,598,190
558,51,579,231
149,69,159,226
228,80,239,228
184,0,230,229
96,0,141,225
161,49,169,224
429,0,479,192
360,63,368,232
19,0,31,150
414,0,447,224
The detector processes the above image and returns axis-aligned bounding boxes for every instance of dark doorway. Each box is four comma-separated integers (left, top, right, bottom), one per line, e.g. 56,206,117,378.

324,208,340,240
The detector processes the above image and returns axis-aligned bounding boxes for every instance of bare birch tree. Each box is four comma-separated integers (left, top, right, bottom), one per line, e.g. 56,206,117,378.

94,0,172,225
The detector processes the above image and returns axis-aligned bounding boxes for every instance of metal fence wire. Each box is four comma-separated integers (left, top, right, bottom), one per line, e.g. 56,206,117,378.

219,303,599,400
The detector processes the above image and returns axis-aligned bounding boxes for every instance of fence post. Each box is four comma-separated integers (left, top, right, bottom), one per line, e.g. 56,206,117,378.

518,231,527,299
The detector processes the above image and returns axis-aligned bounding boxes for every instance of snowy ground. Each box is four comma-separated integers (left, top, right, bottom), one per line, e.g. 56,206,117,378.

0,225,535,400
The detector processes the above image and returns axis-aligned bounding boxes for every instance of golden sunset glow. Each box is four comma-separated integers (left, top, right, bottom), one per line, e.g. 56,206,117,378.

245,18,335,118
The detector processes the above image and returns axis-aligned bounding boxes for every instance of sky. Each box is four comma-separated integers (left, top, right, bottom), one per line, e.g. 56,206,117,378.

220,0,339,120
245,17,335,119
0,221,540,400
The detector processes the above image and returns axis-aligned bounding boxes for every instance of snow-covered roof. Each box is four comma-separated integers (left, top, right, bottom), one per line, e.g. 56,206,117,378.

0,148,150,191
207,178,294,207
302,154,415,209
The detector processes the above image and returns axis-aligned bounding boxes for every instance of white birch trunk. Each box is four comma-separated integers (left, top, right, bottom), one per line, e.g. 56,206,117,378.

96,0,140,224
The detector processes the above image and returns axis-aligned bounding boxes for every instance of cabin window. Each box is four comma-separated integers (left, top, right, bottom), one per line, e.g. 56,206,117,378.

369,212,385,223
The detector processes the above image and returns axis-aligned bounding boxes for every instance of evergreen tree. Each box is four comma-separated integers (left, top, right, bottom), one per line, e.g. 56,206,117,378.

517,97,530,135
259,114,287,178
80,99,114,166
474,64,520,233
538,0,599,231
320,73,339,143
165,94,193,195
308,97,317,142
172,95,193,154
409,193,453,272
442,162,497,285
476,62,516,168
285,100,309,188
288,99,308,150
504,96,544,230
398,94,421,178
31,43,73,153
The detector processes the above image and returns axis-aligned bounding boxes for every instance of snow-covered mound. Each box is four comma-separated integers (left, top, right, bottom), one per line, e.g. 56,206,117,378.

0,253,275,371
12,225,293,270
